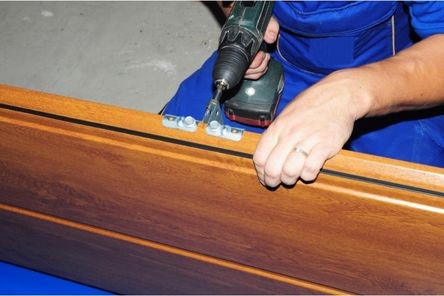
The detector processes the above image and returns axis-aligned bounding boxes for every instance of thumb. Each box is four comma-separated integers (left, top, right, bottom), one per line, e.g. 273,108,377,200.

264,16,279,44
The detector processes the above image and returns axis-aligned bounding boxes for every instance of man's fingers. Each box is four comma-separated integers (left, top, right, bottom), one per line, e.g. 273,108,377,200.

260,133,307,188
254,124,334,187
245,52,270,80
244,16,278,81
280,147,307,186
262,141,296,188
256,142,331,187
300,144,332,182
253,129,279,185
248,51,267,70
264,17,279,44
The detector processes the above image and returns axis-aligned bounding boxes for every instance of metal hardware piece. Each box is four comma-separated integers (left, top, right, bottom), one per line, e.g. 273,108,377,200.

162,114,198,132
202,97,223,126
205,120,244,142
162,114,244,141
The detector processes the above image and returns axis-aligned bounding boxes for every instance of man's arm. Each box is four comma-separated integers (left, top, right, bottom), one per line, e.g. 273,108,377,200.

253,34,444,187
354,34,444,116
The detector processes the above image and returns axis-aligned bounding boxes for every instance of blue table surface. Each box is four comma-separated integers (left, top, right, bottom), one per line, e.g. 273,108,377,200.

0,261,111,294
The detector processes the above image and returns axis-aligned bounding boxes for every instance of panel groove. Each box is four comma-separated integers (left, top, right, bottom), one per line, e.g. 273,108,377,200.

1,102,442,198
0,203,348,295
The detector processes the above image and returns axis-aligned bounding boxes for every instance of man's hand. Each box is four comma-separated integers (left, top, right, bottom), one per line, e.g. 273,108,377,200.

252,33,444,188
253,70,372,187
244,17,279,80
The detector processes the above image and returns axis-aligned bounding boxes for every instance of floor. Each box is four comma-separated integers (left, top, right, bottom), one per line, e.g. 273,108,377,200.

0,1,222,293
0,1,221,113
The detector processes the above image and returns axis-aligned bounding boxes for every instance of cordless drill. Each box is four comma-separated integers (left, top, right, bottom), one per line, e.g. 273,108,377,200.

210,1,284,127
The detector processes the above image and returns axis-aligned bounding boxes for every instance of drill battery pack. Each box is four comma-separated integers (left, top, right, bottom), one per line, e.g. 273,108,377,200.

224,58,284,127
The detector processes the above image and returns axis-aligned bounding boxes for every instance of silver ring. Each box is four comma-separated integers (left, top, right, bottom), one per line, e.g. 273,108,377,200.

294,147,309,158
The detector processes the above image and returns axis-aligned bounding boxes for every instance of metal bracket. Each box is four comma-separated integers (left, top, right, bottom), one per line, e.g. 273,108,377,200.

205,120,244,142
162,114,198,132
162,114,244,141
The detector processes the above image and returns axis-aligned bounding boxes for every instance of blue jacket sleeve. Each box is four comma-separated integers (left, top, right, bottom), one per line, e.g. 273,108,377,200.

404,1,444,38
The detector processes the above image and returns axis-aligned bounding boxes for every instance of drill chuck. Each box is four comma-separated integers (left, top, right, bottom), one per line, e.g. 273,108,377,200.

213,45,250,90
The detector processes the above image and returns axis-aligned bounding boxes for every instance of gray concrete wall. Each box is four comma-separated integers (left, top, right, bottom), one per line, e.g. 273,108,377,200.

0,1,221,112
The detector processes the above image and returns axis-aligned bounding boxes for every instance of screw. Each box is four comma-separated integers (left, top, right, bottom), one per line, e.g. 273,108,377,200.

209,120,222,131
182,116,196,127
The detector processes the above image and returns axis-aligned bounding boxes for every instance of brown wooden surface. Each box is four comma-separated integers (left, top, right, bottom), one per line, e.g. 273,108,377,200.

1,84,443,193
1,204,320,294
1,84,444,294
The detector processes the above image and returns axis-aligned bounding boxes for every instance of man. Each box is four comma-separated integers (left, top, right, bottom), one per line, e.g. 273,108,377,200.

165,1,444,187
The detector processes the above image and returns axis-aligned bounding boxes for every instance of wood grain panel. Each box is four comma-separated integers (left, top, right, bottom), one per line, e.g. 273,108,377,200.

1,84,444,294
0,204,325,295
1,84,443,193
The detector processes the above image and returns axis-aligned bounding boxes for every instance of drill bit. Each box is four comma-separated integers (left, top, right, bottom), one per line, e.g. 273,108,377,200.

202,85,224,125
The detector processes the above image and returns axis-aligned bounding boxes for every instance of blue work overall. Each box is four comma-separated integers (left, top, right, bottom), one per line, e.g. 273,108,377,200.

165,1,444,167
